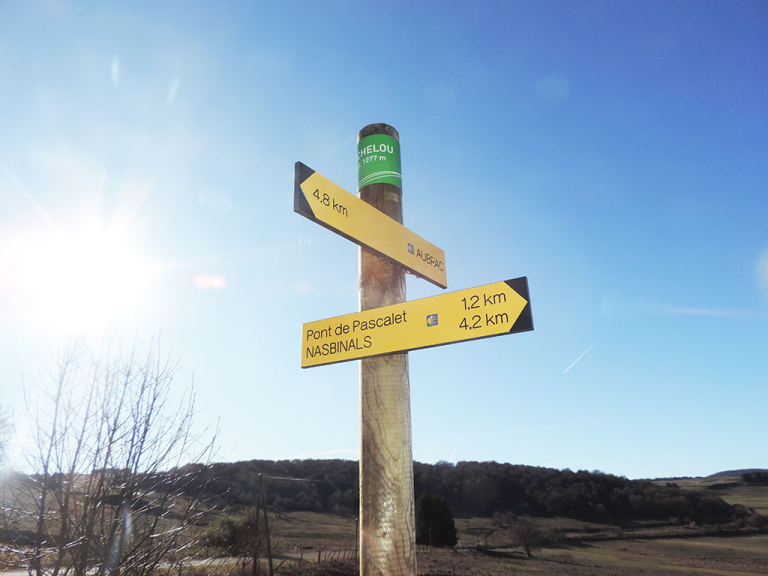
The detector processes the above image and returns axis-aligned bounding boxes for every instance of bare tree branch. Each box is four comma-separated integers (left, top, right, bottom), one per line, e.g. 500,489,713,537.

0,337,217,576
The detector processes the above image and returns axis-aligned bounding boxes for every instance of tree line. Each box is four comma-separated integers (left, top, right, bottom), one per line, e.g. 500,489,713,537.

168,459,758,526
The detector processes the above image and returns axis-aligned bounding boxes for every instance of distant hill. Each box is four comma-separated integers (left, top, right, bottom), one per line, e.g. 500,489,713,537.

150,459,762,527
707,469,768,479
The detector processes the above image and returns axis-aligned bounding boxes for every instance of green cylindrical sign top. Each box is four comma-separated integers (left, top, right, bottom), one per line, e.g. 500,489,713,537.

357,134,401,191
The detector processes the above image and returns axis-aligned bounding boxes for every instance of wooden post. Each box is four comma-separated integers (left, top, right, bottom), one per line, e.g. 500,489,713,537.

358,123,416,576
253,480,261,576
258,474,274,576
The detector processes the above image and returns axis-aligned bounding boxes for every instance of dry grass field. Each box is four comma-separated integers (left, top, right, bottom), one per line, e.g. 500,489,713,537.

3,474,767,575
269,511,358,557
246,509,768,575
415,535,768,576
264,478,768,575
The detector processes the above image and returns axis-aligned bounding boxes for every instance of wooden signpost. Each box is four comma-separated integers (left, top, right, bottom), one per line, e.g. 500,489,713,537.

294,162,447,288
301,277,533,368
294,123,534,576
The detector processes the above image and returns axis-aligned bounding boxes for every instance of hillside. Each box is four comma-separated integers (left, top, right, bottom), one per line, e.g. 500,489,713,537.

655,472,768,517
706,468,768,479
158,459,763,528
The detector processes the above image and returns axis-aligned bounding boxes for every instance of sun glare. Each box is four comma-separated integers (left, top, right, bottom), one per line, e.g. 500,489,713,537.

6,220,150,333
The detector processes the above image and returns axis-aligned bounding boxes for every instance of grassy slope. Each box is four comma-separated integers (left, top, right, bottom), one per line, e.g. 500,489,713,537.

659,475,768,515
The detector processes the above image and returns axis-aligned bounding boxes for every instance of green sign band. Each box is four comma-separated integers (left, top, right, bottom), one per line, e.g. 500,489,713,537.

357,134,401,191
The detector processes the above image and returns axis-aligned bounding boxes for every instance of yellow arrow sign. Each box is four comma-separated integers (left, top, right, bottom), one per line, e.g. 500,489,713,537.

301,277,533,368
294,162,448,289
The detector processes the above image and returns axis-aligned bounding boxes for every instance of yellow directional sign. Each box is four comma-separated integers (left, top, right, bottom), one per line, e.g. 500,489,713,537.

301,277,533,368
294,162,448,289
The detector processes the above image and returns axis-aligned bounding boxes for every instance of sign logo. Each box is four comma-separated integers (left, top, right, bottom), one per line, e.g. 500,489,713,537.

408,243,415,255
426,314,438,327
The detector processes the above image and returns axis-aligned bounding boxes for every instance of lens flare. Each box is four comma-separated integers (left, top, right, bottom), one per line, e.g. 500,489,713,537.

3,220,151,333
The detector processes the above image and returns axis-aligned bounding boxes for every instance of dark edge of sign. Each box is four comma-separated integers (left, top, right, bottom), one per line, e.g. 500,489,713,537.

294,162,316,219
505,276,534,334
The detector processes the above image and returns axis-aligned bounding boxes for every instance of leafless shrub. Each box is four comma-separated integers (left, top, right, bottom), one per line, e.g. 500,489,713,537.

496,513,554,558
0,337,217,576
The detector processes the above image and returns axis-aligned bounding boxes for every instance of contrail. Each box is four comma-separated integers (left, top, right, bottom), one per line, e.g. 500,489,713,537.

564,326,612,374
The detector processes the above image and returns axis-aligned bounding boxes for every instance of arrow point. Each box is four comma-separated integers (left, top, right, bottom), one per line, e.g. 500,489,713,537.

294,162,317,219
295,161,315,185
505,277,534,334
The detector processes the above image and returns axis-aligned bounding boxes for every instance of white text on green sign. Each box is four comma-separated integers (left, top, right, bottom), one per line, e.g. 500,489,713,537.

357,133,401,190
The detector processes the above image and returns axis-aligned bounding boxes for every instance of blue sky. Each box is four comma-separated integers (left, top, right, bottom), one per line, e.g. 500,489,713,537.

1,1,766,479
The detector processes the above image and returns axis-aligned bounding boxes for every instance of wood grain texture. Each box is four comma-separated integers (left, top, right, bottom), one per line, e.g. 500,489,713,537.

358,123,416,576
